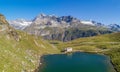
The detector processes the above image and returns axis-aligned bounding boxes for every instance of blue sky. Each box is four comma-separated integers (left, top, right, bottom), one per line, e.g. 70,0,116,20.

0,0,120,24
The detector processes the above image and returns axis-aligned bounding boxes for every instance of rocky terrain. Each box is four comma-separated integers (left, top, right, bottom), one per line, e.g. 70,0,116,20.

9,14,116,41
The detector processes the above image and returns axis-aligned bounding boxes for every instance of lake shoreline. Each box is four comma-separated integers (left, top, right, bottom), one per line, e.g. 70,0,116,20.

34,53,61,72
110,59,118,72
37,51,117,72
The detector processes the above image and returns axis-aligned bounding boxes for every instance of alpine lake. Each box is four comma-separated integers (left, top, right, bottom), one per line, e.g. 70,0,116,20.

39,52,116,72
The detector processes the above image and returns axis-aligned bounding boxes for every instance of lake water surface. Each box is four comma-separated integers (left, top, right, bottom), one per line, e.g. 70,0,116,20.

39,52,115,72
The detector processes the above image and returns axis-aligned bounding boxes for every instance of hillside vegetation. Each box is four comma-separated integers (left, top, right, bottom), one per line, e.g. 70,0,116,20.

50,33,120,72
0,14,59,72
0,31,59,72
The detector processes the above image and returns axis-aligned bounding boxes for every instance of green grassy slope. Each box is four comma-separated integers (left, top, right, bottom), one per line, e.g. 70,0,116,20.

50,33,120,72
51,33,120,51
0,14,59,72
0,30,59,72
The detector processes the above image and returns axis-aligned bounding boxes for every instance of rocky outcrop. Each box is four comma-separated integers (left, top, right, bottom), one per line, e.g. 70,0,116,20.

0,14,20,41
0,14,8,24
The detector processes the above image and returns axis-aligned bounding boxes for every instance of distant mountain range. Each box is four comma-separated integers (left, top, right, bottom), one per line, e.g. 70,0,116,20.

8,19,32,30
1,13,120,72
108,24,120,32
8,13,120,41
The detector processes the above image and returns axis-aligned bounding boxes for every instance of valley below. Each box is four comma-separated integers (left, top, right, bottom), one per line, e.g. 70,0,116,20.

0,13,120,72
1,0,120,71
49,32,120,72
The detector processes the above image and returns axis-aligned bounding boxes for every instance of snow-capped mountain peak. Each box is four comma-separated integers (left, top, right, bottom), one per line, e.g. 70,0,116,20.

8,13,120,32
108,24,120,31
80,20,95,26
8,19,32,30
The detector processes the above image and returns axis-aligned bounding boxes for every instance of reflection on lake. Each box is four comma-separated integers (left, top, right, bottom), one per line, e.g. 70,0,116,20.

39,52,115,72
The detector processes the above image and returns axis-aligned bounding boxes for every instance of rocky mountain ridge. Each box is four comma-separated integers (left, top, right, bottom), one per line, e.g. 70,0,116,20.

8,14,120,31
108,24,120,31
0,14,20,41
9,14,104,29
8,13,119,41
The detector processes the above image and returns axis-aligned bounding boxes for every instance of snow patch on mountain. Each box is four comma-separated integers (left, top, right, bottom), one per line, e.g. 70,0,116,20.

108,24,120,31
80,20,95,26
8,13,120,32
8,19,32,30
